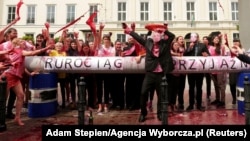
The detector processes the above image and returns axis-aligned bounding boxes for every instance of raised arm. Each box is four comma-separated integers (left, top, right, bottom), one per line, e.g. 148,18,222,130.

0,17,20,43
93,23,105,55
22,44,54,56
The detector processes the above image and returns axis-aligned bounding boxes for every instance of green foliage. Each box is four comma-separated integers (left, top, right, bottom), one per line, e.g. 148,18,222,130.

22,35,34,43
54,37,60,43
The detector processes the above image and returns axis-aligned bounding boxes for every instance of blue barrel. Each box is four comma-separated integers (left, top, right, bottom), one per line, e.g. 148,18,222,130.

237,71,250,88
28,72,58,118
236,71,250,115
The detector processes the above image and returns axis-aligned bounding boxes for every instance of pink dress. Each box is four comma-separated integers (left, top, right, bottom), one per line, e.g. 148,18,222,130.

4,48,25,89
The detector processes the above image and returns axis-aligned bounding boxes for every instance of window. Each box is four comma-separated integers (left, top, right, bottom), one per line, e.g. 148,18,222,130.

209,2,217,21
47,5,55,23
186,2,195,27
117,34,126,43
118,2,126,21
140,2,149,21
233,33,239,40
186,2,195,21
163,2,172,21
89,5,98,23
7,6,16,24
27,5,35,24
49,34,55,38
231,2,238,21
66,5,75,23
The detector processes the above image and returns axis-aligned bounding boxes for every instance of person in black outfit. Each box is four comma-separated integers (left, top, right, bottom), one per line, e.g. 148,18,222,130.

123,23,175,122
110,40,126,110
229,39,243,104
184,33,209,112
122,35,144,111
202,36,211,101
231,42,249,63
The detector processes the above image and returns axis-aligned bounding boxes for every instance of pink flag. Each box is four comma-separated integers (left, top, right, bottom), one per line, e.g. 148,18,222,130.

16,0,24,19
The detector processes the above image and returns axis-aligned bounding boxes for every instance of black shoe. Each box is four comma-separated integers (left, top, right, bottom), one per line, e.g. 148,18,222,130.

6,113,15,119
177,105,184,112
211,100,220,105
217,102,225,107
232,99,236,104
61,104,66,109
186,105,193,112
138,114,146,122
197,106,205,112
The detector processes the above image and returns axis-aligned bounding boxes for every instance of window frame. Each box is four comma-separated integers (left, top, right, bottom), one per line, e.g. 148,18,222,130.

7,6,16,24
209,2,218,21
117,2,126,21
163,2,172,21
140,2,149,21
47,5,55,23
27,5,36,24
66,5,76,23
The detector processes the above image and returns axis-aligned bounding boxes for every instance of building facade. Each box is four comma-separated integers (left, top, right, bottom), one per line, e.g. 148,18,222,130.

0,0,239,45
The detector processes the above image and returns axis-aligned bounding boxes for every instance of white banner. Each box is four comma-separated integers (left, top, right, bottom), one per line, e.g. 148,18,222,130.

25,56,250,73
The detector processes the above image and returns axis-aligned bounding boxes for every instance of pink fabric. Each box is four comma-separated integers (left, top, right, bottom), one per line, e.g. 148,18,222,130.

208,46,218,56
96,45,116,57
5,73,20,89
0,41,12,50
152,44,163,72
208,45,226,74
24,41,35,51
123,45,135,56
5,48,25,78
152,44,159,57
153,64,163,73
208,45,226,56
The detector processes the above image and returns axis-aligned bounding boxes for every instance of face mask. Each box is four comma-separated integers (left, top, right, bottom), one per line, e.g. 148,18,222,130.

152,31,162,42
190,33,198,42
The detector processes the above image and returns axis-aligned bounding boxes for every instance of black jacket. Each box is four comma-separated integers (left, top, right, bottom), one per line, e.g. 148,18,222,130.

184,42,209,56
237,54,250,64
129,30,175,74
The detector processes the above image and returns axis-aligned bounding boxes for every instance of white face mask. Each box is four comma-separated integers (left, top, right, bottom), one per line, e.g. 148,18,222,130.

151,31,162,43
190,33,198,42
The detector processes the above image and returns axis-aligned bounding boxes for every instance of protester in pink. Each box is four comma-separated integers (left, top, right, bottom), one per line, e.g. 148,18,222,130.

208,35,228,108
0,38,53,125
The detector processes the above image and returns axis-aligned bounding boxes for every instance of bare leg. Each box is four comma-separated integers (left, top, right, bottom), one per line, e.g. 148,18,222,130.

12,82,25,126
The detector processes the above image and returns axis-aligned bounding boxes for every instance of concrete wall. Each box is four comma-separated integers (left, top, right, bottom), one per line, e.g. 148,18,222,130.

239,0,250,50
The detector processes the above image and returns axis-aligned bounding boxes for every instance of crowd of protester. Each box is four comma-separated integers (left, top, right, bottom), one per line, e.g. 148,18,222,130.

0,19,242,124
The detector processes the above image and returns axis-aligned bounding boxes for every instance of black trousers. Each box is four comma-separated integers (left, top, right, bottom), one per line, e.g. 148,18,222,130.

204,73,211,97
125,74,143,109
187,73,204,107
140,72,164,116
178,74,186,106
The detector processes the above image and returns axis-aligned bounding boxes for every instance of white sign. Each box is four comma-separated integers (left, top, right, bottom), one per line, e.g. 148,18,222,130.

25,56,250,73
